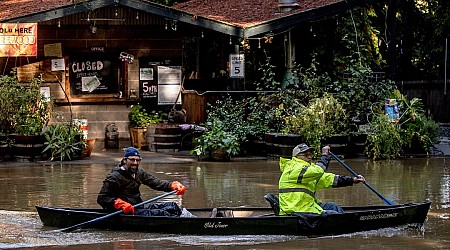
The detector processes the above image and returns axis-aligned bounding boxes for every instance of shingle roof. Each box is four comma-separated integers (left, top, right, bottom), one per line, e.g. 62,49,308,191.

0,0,358,37
0,0,73,22
173,0,343,28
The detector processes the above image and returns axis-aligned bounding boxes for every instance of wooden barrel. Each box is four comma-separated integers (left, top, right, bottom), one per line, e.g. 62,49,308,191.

147,124,181,152
0,135,10,161
348,133,367,158
264,133,303,159
323,134,349,158
10,134,46,162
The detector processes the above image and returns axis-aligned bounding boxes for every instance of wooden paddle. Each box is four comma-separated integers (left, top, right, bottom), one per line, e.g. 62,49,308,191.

58,190,177,232
329,152,396,206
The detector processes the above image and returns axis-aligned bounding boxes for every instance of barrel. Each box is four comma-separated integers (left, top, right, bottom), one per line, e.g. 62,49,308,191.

0,135,10,161
264,133,303,159
10,134,46,162
147,124,181,152
348,132,367,158
323,134,349,158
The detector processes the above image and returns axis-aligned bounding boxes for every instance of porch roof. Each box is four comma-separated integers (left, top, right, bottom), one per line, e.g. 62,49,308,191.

0,0,369,37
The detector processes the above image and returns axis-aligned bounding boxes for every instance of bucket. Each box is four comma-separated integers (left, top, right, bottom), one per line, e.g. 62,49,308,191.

147,124,181,152
73,118,88,139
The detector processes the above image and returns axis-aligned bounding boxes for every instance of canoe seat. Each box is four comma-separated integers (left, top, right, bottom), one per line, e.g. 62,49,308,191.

210,208,218,218
264,193,280,216
210,208,234,217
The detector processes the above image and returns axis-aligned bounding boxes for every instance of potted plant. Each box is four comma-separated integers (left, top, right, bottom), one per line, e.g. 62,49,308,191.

128,105,166,150
1,72,53,161
42,123,86,161
282,94,348,158
190,119,240,161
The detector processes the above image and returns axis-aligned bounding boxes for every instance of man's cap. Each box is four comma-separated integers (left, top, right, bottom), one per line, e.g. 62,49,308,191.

292,143,313,157
124,147,140,158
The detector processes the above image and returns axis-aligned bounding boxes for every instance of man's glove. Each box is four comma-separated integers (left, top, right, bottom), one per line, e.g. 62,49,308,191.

170,181,186,195
114,198,135,214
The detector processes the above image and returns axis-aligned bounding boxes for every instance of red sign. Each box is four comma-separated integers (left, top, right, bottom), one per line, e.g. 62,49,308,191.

0,23,37,57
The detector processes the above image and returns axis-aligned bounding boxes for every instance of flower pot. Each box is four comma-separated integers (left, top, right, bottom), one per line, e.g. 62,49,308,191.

322,134,349,158
264,133,303,159
210,148,231,161
130,127,148,150
147,124,181,152
0,135,10,161
82,138,96,158
10,134,46,162
348,132,368,158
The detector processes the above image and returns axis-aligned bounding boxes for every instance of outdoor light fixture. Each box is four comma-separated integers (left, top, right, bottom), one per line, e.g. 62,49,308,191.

91,21,97,34
58,20,61,28
171,20,177,31
136,12,139,20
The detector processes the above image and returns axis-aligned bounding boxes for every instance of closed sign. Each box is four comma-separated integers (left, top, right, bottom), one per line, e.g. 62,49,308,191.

229,54,244,78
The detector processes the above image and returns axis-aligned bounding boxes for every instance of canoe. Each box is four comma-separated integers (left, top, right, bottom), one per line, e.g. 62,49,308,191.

36,201,431,236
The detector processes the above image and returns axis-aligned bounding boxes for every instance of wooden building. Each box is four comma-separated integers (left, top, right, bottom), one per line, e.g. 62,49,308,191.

0,0,370,149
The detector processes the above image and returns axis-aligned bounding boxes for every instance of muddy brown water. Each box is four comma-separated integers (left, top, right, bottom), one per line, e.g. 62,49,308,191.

0,158,449,249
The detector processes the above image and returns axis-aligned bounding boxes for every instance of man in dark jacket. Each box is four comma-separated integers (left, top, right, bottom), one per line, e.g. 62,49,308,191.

97,147,189,216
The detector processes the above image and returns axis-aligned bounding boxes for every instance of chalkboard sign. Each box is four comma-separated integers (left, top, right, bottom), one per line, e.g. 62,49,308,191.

69,53,119,95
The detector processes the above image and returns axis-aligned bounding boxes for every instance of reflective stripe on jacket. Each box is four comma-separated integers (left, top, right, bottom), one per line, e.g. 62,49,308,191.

278,157,338,215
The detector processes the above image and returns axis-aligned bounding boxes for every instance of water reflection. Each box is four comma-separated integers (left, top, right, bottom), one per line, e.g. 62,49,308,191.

0,157,449,249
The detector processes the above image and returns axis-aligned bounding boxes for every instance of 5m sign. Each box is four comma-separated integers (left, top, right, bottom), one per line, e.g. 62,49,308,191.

229,54,244,78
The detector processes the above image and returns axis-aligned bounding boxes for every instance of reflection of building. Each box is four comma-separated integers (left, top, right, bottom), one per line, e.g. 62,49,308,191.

0,0,369,147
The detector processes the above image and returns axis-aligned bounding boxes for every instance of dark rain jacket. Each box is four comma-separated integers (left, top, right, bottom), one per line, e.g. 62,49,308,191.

97,166,172,211
278,155,354,215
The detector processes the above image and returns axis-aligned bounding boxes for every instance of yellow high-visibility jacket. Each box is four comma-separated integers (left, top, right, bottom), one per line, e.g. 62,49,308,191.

278,156,339,215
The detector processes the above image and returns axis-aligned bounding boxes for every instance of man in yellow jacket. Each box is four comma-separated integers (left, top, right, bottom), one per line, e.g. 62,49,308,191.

278,143,365,215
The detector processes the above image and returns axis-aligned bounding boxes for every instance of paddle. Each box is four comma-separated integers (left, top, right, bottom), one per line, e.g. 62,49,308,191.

329,152,396,206
58,190,177,233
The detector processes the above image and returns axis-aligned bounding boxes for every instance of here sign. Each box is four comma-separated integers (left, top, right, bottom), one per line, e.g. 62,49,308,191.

229,54,244,78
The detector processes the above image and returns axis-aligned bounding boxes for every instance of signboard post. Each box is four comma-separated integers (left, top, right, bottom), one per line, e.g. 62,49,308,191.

229,54,244,78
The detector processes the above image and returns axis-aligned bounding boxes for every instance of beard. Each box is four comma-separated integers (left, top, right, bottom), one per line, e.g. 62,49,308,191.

127,164,139,174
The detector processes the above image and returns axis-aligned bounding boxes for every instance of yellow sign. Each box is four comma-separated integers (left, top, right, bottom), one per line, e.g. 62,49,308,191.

0,23,37,57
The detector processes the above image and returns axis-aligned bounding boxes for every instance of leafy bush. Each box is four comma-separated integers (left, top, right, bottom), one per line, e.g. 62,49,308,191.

129,105,166,127
283,94,348,154
43,123,86,161
190,119,240,158
365,90,439,159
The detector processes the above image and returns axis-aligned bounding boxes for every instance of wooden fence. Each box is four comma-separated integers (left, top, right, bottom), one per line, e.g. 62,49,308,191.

398,80,450,123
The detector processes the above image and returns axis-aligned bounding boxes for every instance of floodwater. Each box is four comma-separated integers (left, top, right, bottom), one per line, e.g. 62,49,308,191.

0,157,449,249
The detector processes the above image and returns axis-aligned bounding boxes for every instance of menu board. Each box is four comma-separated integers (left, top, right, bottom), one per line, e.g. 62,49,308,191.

69,53,119,95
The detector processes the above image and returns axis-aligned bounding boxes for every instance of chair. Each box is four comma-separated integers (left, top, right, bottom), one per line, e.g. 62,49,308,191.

264,193,280,216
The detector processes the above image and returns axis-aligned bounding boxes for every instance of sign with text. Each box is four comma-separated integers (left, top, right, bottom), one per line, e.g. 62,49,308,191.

229,54,244,78
0,23,37,57
158,66,182,105
69,53,118,95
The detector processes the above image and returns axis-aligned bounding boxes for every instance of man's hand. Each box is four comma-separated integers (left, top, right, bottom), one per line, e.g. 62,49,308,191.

171,181,186,195
114,198,135,214
322,145,330,155
353,175,366,184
